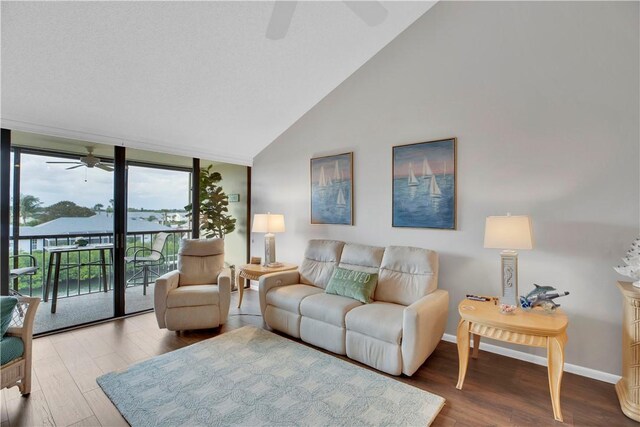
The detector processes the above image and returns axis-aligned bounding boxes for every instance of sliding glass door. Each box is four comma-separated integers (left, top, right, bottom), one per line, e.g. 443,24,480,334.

8,133,115,333
124,159,193,314
2,129,250,334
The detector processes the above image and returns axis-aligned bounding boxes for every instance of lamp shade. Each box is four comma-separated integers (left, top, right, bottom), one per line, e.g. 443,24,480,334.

484,215,533,250
252,213,285,233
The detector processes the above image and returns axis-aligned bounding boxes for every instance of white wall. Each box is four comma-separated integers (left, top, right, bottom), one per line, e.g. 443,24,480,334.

251,1,639,376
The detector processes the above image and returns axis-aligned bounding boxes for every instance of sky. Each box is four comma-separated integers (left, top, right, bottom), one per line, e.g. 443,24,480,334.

393,139,455,178
14,153,191,210
311,153,352,185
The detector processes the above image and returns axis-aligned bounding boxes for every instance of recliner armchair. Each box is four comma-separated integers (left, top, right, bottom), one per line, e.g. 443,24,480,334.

154,238,231,331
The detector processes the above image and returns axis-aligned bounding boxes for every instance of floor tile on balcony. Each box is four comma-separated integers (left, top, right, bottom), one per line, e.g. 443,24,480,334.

34,283,156,334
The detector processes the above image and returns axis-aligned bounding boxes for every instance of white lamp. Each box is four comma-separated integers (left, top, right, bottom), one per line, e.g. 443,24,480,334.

484,214,533,306
252,213,285,266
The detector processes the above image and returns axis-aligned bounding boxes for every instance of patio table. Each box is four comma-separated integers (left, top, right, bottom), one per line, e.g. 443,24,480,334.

44,244,114,313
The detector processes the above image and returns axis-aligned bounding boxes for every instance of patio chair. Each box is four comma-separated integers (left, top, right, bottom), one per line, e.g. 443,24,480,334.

1,295,40,396
9,254,38,282
125,232,169,295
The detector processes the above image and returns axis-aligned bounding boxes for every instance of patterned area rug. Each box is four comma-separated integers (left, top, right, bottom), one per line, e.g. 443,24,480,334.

97,326,445,426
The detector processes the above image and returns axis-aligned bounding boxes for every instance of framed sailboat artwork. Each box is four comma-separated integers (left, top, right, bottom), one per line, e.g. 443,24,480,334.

392,138,457,229
310,152,353,225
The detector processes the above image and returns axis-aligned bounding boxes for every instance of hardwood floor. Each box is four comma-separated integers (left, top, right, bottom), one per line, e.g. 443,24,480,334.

1,289,629,426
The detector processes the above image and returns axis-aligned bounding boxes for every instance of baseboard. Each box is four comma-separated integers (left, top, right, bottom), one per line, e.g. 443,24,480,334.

442,333,621,385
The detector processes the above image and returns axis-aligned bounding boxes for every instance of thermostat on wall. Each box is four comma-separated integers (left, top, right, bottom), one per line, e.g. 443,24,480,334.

228,194,240,202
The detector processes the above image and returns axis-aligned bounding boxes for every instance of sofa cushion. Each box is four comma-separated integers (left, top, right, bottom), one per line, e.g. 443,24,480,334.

345,302,404,345
300,293,362,327
266,284,323,314
375,246,438,306
0,336,24,365
167,285,219,308
325,267,378,304
338,243,384,274
299,240,345,289
178,238,224,286
0,296,17,338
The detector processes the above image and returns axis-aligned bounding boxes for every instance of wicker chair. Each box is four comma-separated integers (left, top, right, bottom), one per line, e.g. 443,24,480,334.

1,296,40,396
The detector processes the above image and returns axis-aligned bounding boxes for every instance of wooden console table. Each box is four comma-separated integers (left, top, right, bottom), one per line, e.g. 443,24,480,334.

236,263,297,308
456,299,568,422
616,281,640,422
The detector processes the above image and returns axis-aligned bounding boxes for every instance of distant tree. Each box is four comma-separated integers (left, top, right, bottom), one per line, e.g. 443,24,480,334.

39,201,94,223
20,194,42,225
185,166,236,238
93,203,104,213
106,199,114,215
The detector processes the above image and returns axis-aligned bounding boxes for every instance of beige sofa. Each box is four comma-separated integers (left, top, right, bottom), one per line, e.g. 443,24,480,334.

259,240,449,376
154,238,231,331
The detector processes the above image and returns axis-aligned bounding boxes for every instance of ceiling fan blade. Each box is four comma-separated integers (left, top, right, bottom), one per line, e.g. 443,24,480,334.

343,1,388,27
47,161,81,164
266,1,297,40
96,163,114,172
66,164,85,170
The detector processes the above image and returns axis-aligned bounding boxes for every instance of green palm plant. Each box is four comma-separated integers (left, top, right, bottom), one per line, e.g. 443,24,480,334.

19,194,42,225
185,165,236,238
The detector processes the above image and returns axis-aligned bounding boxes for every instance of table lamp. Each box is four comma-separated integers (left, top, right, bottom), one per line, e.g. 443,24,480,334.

484,214,533,306
252,213,285,266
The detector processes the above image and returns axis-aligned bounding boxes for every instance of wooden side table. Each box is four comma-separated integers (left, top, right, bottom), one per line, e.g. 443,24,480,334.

615,281,640,422
236,263,297,308
456,299,568,422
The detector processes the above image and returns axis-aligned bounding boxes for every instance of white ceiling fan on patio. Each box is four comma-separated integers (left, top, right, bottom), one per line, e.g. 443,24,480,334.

46,147,114,172
266,1,389,40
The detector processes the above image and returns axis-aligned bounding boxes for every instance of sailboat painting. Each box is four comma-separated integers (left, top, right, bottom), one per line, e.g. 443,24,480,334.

392,138,456,229
311,152,353,225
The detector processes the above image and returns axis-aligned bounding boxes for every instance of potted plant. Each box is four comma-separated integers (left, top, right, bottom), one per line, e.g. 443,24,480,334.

185,165,236,239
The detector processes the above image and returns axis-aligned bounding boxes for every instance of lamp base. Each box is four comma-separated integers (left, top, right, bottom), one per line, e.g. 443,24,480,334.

500,251,519,306
264,233,277,266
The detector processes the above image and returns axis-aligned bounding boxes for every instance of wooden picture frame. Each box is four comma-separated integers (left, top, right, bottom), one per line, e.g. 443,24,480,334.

310,152,353,225
392,138,457,230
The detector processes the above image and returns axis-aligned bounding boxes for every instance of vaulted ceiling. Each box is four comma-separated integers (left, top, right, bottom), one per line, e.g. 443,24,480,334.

1,1,435,165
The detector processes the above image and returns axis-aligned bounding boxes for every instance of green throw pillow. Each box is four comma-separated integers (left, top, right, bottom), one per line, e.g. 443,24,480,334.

0,296,18,339
326,267,378,304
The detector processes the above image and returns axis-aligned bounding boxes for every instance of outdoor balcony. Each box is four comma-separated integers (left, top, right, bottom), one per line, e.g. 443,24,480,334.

9,229,190,334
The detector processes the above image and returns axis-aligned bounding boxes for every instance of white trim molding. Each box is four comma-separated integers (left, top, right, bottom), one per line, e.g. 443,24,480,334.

442,333,620,384
0,118,254,166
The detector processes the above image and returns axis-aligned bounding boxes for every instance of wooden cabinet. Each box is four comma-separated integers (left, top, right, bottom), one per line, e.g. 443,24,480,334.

616,281,640,422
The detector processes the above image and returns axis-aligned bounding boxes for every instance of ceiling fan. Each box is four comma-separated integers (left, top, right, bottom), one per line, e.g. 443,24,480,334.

266,1,388,40
46,147,114,172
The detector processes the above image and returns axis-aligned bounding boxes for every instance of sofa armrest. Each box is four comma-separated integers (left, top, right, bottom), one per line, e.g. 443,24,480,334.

401,289,449,376
217,268,232,324
154,270,180,328
258,270,300,316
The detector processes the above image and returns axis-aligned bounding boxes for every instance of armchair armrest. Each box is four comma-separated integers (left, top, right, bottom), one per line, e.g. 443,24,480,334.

9,254,37,267
5,296,39,395
133,248,164,262
401,289,449,376
258,270,300,316
125,245,144,257
154,270,180,328
6,296,40,340
217,268,232,324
